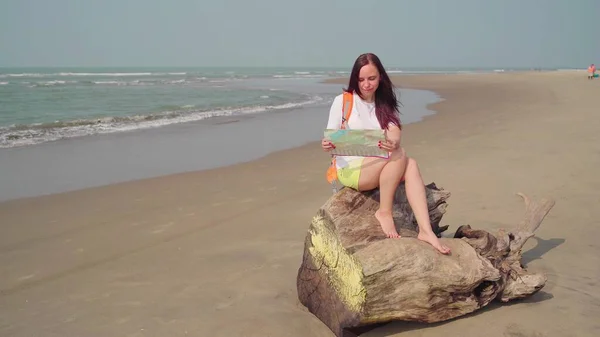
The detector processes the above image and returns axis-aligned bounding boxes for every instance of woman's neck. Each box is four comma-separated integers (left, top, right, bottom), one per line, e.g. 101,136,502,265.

362,94,375,103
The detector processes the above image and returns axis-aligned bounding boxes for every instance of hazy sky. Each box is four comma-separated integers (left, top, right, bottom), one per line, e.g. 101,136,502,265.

1,0,598,68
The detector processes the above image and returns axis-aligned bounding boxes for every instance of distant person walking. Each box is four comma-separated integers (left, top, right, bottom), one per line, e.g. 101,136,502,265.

588,64,596,79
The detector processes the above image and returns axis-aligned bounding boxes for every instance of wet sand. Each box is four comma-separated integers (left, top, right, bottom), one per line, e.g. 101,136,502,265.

0,83,439,202
1,71,599,337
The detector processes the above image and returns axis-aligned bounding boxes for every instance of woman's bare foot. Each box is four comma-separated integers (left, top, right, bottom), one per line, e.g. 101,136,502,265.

417,231,451,254
375,209,400,238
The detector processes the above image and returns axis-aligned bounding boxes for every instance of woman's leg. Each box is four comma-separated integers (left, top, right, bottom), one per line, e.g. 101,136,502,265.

356,148,451,254
404,158,451,254
357,147,408,238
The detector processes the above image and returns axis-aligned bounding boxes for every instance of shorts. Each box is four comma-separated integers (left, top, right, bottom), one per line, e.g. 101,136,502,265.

336,158,364,190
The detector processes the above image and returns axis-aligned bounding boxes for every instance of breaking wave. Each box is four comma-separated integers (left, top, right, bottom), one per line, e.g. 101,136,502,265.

0,96,324,148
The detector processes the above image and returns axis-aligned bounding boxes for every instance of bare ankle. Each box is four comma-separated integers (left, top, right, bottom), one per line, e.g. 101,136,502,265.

417,231,435,238
418,226,433,233
374,209,400,238
376,208,392,215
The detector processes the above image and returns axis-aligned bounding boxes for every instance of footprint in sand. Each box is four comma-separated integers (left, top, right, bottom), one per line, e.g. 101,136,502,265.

215,299,234,310
18,274,36,281
215,293,244,310
213,198,254,205
150,222,174,234
504,323,543,337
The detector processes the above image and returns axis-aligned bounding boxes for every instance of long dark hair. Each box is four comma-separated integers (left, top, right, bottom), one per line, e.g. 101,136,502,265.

345,53,401,129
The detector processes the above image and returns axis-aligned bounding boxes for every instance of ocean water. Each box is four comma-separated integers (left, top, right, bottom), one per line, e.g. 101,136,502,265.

0,66,451,201
0,67,350,148
0,66,548,149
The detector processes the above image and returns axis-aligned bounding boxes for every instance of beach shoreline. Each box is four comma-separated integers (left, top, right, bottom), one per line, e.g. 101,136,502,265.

1,70,599,337
0,70,549,203
0,80,441,202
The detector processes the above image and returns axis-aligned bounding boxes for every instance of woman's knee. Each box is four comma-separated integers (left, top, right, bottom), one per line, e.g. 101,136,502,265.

406,157,419,174
389,146,407,160
408,157,417,167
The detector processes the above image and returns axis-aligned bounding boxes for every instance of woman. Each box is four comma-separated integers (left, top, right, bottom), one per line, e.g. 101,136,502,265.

321,53,450,254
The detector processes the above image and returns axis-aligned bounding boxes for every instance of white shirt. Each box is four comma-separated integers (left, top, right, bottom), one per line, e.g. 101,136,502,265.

326,92,384,169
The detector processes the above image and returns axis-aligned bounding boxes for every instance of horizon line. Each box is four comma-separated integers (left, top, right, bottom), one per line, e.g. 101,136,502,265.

0,65,583,69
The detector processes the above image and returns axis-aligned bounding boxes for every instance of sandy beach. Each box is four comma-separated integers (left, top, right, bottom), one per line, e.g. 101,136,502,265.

1,71,599,336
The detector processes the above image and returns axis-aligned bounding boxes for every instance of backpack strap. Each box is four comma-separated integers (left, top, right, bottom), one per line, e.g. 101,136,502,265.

340,91,354,129
326,92,354,191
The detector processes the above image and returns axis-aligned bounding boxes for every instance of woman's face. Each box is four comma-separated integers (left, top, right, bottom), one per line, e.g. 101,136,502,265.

358,63,380,100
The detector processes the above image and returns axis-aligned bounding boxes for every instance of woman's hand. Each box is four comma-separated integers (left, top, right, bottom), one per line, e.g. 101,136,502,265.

321,138,336,152
378,127,401,152
378,138,399,152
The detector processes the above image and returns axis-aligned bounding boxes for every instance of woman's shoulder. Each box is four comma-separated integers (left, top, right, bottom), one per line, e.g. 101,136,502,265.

329,92,348,108
333,91,350,101
332,91,357,104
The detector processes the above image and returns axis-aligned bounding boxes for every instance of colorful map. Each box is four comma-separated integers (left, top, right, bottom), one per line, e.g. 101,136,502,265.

324,129,389,158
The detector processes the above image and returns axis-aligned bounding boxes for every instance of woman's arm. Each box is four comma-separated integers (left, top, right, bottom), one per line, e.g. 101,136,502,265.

380,123,402,151
322,95,344,151
325,95,344,129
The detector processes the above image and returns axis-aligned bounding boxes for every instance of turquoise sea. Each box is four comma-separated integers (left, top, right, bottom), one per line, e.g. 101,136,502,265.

0,66,562,148
0,65,569,201
0,67,344,148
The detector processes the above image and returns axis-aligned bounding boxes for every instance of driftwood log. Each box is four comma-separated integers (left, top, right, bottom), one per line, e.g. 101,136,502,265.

296,183,555,337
